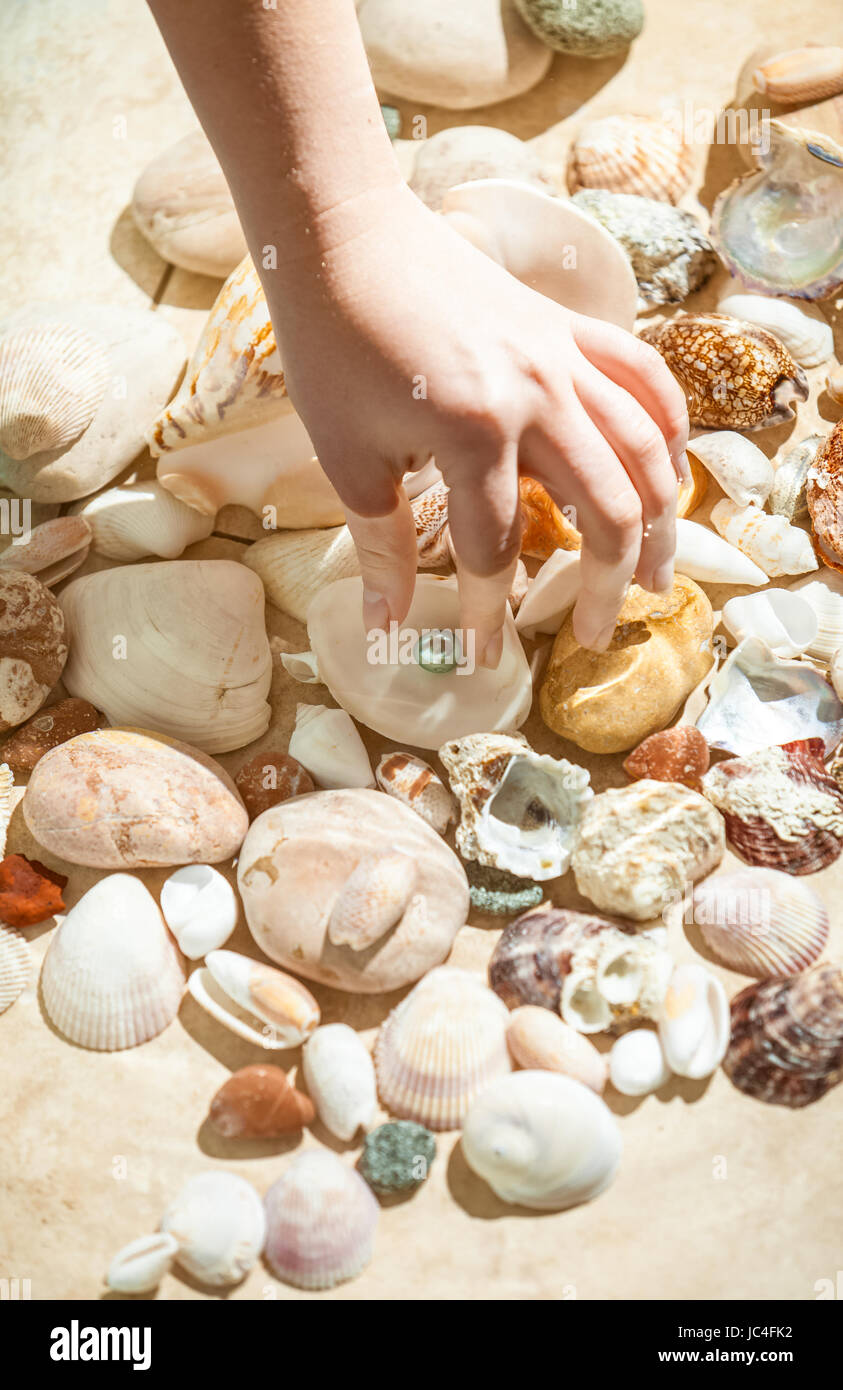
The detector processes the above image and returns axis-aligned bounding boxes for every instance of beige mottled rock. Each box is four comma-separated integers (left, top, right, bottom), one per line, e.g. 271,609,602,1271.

132,129,247,280
0,572,67,731
409,125,555,209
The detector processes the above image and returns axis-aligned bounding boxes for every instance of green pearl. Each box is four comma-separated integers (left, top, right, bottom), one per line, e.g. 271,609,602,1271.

415,628,460,674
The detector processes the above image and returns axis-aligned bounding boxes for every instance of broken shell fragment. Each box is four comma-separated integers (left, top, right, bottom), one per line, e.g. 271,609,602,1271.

189,949,320,1048
623,726,709,789
161,1172,266,1286
208,1064,315,1138
328,851,418,950
721,589,818,658
687,431,774,508
105,1233,179,1295
724,962,843,1107
505,1006,608,1092
717,292,833,367
302,1023,377,1141
609,1028,671,1096
286,703,374,790
711,499,817,578
658,963,730,1079
689,867,829,976
439,731,592,881
263,1150,378,1290
375,751,455,834
514,548,581,639
695,637,843,755
159,865,237,960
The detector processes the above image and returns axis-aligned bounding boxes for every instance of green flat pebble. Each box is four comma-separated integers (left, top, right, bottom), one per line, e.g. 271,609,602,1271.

360,1122,436,1195
514,0,644,57
467,861,544,917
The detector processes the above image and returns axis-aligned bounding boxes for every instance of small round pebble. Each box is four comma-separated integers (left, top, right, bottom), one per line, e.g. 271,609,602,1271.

467,861,543,917
359,1122,436,1196
514,0,644,56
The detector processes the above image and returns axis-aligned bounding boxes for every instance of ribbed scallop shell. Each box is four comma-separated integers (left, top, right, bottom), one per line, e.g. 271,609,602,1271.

0,761,13,859
0,515,92,587
40,874,186,1049
690,868,829,976
567,114,694,203
72,480,214,561
264,1151,378,1290
790,566,843,663
0,322,109,460
161,1171,266,1286
639,313,808,431
724,962,843,1106
0,923,30,1013
374,966,512,1130
807,419,843,573
752,46,843,104
701,739,843,874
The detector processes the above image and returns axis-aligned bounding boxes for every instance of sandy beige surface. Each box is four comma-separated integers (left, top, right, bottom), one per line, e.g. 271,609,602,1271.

1,0,842,1301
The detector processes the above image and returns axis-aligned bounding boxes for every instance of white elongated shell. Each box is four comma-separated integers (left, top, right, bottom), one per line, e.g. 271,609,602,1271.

159,864,237,959
721,589,818,658
514,548,581,639
790,567,843,662
40,875,185,1050
287,703,374,790
0,762,14,859
658,963,730,1079
161,1172,265,1286
711,499,818,578
106,1233,179,1294
197,948,320,1047
609,1029,671,1097
264,1150,378,1290
375,750,456,834
688,431,774,507
302,1023,377,1141
718,293,833,367
375,967,512,1130
696,635,843,755
72,480,214,561
0,923,30,1014
689,868,829,977
462,1070,622,1210
0,321,109,459
567,114,694,203
674,518,767,587
505,1007,607,1093
0,515,91,586
59,560,272,754
328,851,417,949
302,574,532,750
244,526,359,624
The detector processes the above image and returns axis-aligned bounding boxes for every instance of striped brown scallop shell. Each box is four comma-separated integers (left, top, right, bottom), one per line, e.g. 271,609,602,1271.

566,114,695,204
701,739,843,875
639,313,808,430
806,419,843,573
724,962,843,1106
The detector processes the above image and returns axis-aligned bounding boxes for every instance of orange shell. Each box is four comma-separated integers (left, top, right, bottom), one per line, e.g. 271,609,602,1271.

208,1063,315,1138
677,450,708,517
0,854,67,926
519,477,580,558
623,726,709,789
806,419,843,573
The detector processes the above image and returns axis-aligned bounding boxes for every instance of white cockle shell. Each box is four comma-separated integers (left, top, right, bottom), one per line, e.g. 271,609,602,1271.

302,1023,377,1141
263,1151,378,1290
790,567,843,663
71,479,214,560
658,963,730,1079
0,923,30,1015
161,1172,266,1287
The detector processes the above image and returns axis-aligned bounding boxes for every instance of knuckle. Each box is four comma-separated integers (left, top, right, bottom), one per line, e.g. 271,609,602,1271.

592,495,642,559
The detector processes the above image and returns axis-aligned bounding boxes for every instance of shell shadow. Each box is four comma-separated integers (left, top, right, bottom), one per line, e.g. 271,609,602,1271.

817,389,843,425
195,1113,305,1162
176,986,303,1072
108,205,171,301
446,1137,555,1220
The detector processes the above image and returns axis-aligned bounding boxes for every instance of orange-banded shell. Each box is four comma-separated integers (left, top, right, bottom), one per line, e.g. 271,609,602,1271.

701,739,843,875
639,313,808,430
0,515,92,587
807,419,843,572
519,477,580,557
566,114,695,204
752,47,843,105
374,966,511,1131
724,962,843,1106
623,726,709,789
0,321,109,460
375,751,456,835
689,868,829,977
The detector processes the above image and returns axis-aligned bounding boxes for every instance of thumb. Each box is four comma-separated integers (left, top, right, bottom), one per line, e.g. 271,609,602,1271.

344,485,418,633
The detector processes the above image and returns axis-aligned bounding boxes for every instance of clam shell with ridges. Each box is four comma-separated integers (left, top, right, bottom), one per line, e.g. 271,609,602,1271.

0,321,108,460
72,480,214,561
690,867,829,977
724,962,843,1106
567,114,694,203
0,923,30,1014
752,47,843,104
264,1151,378,1290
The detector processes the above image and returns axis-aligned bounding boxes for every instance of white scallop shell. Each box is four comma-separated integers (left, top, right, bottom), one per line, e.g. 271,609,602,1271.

302,1023,377,1141
0,321,108,459
710,499,818,578
696,635,843,755
161,1172,266,1286
40,875,186,1050
688,431,774,507
159,865,237,959
674,518,767,586
789,567,843,663
244,526,359,624
188,948,320,1048
72,480,214,560
286,703,375,789
462,1070,622,1210
688,868,829,977
0,923,30,1014
658,963,730,1079
0,515,92,587
105,1233,179,1294
718,292,834,367
721,589,818,658
0,762,14,860
263,1151,378,1290
514,548,581,638
609,1029,671,1096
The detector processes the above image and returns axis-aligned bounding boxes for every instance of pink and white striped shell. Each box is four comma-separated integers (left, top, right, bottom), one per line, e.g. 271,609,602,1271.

567,114,695,204
263,1151,378,1289
688,868,829,977
374,967,512,1130
724,962,843,1107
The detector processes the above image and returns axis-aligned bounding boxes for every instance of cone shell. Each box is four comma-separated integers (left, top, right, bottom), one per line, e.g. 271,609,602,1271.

263,1151,378,1290
375,967,512,1130
807,420,843,572
623,726,709,789
208,1064,315,1138
375,750,456,835
0,516,92,586
0,697,100,773
711,499,817,578
302,1023,377,1141
72,480,214,561
161,1171,266,1286
0,321,108,460
701,739,843,875
753,46,843,104
724,962,843,1106
640,313,808,430
505,1006,607,1092
689,868,829,977
519,476,580,557
674,518,767,586
0,923,30,1013
40,875,186,1050
567,114,694,203
328,850,418,950
0,571,68,732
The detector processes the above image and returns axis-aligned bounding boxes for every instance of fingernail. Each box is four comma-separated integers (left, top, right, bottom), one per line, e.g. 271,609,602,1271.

674,450,692,483
652,562,674,593
578,621,616,653
480,630,503,669
362,588,389,632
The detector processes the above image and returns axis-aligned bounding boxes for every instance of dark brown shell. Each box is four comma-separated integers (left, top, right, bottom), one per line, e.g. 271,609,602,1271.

623,726,709,789
234,751,314,821
0,696,101,772
488,904,631,1010
701,739,843,875
724,963,843,1107
806,419,843,572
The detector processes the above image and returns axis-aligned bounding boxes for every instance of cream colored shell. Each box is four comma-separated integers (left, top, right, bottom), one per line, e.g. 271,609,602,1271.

72,480,214,560
160,1172,266,1286
710,499,819,578
131,128,247,279
0,321,108,459
302,1023,377,1141
0,515,91,586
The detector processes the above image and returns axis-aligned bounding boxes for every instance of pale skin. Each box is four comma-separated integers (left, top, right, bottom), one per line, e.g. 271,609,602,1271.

148,0,690,665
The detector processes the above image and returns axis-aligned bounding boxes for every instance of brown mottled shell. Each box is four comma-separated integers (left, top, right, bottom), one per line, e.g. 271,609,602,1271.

567,114,695,204
234,751,314,820
724,963,843,1107
639,313,808,430
0,571,68,732
701,738,843,875
413,479,451,568
488,904,628,1011
753,47,843,105
519,477,580,558
0,697,101,773
623,726,709,789
806,419,843,573
208,1063,315,1138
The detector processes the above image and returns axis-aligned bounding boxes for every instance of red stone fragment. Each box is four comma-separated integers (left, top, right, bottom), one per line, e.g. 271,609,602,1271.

0,853,67,925
623,725,710,789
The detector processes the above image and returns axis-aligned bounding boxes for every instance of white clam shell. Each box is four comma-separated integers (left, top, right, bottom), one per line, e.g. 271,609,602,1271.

0,321,109,459
188,948,320,1048
658,963,730,1079
0,923,30,1014
287,703,374,789
674,518,767,586
72,480,214,561
688,431,774,507
159,865,237,959
462,1070,622,1210
106,1233,179,1294
710,499,818,578
718,293,833,367
264,1150,378,1290
696,636,843,755
40,875,186,1050
514,548,581,639
302,1023,377,1141
721,589,818,658
161,1172,265,1286
244,525,359,624
609,1029,671,1096
789,567,843,663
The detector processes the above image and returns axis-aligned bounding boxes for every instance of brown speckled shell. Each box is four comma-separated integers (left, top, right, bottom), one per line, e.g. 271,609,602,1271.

209,1064,315,1138
623,726,709,788
488,904,632,1011
234,751,314,820
724,963,843,1107
701,738,843,875
806,419,843,572
0,696,101,772
0,571,68,732
639,313,808,429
